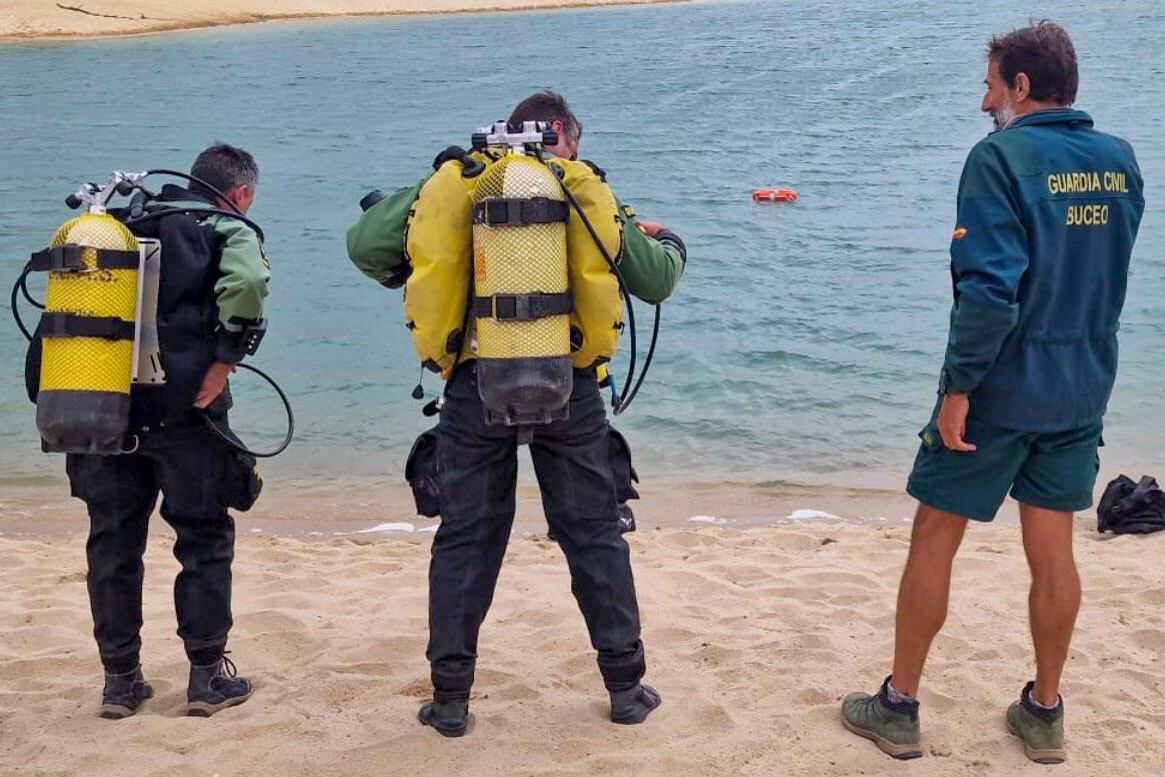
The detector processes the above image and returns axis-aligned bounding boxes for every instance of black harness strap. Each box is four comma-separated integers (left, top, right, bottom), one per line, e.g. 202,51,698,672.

472,197,569,227
473,291,574,321
28,245,140,273
38,312,136,341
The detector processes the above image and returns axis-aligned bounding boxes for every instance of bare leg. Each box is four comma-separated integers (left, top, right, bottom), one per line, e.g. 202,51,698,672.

890,504,969,697
1019,503,1080,707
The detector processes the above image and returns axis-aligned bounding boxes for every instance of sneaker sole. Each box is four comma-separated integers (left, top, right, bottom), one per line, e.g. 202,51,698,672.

187,690,253,718
1006,721,1066,764
842,714,923,760
99,703,139,720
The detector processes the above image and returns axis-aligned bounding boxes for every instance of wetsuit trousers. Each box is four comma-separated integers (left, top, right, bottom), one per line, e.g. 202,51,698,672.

66,419,238,673
427,365,646,702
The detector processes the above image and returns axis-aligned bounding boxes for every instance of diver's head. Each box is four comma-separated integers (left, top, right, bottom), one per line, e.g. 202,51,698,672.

982,21,1078,131
508,91,583,160
191,142,259,213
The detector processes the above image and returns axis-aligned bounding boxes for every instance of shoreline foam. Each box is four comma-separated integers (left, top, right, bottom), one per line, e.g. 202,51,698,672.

0,476,1014,538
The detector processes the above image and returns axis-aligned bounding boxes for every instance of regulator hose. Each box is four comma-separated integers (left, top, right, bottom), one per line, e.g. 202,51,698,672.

549,163,661,415
202,362,295,459
10,261,37,342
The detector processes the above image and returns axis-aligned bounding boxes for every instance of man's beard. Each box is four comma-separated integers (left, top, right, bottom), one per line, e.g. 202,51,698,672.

992,99,1018,131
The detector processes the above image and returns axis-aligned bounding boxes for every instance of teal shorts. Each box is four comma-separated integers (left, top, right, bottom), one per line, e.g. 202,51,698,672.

905,410,1102,522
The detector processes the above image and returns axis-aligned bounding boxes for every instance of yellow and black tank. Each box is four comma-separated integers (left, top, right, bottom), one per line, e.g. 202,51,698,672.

32,213,140,453
471,153,574,425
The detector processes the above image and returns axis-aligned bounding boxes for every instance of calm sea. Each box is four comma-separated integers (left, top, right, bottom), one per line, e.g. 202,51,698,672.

1,0,1161,491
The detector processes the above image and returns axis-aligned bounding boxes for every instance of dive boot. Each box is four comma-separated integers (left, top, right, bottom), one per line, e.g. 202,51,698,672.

1006,682,1066,764
418,700,471,737
186,655,253,717
99,665,154,719
609,683,662,725
841,676,923,759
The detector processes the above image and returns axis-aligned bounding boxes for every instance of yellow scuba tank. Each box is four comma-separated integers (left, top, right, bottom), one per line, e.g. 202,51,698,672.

399,123,631,421
31,183,142,453
471,144,573,426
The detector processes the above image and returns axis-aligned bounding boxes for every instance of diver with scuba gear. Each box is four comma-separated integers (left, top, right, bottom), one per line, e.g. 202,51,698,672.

21,144,271,719
347,91,685,737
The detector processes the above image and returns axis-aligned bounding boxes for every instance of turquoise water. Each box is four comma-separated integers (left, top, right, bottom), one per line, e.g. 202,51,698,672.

1,0,1162,490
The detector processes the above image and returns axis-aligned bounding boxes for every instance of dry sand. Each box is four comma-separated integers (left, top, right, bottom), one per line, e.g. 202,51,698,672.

0,0,683,41
2,517,1163,776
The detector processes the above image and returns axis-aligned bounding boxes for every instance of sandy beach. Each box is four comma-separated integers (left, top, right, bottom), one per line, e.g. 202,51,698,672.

2,510,1163,776
0,0,683,40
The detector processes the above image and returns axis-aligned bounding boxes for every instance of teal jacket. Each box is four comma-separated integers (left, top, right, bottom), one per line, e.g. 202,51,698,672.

347,168,685,305
940,109,1144,431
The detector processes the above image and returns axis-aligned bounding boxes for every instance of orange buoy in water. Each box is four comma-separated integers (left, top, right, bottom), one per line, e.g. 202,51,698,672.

752,188,798,203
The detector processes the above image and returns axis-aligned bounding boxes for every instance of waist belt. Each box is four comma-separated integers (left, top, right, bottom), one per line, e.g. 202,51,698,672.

38,312,136,340
29,245,140,272
472,197,569,227
473,291,574,321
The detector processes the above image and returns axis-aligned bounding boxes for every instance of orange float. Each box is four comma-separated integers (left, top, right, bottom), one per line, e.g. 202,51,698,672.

752,188,798,203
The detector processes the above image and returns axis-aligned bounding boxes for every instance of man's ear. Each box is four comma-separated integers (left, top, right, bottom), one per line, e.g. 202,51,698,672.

228,184,253,210
1013,71,1032,103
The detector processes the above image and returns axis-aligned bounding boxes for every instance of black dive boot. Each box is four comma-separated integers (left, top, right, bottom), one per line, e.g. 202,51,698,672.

609,683,662,725
418,700,471,737
100,665,154,719
186,655,253,717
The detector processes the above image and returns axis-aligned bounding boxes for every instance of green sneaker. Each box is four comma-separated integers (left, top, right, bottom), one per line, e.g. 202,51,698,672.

841,676,923,759
1006,682,1065,764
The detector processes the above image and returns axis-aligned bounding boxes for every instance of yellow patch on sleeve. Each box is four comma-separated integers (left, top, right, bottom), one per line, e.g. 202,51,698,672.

952,227,968,241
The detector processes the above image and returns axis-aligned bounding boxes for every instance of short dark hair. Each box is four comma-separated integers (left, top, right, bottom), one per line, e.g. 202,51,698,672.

987,21,1078,105
508,91,583,142
190,143,259,194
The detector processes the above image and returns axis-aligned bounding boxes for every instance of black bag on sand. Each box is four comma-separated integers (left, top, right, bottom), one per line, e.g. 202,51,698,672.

1098,475,1165,535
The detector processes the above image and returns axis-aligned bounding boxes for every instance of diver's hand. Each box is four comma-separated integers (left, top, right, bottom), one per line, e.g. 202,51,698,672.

636,220,666,237
937,393,977,452
194,362,236,409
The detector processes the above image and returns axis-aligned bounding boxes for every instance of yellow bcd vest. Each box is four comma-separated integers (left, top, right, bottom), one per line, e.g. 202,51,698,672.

403,154,624,378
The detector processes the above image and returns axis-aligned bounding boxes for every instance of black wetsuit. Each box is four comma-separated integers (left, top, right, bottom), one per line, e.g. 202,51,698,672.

427,364,645,701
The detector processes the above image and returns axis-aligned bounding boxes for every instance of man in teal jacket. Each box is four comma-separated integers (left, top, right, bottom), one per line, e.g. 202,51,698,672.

348,92,684,737
843,22,1144,763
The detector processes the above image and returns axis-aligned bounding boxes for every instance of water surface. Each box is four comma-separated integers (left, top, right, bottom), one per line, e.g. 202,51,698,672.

1,0,1161,491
